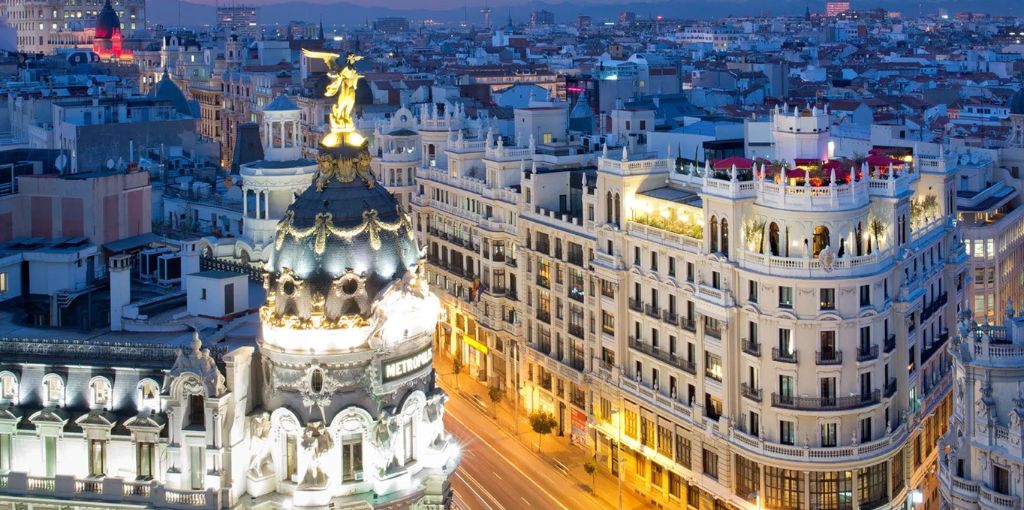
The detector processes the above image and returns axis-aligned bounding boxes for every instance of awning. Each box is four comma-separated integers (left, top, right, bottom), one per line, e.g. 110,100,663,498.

463,335,489,355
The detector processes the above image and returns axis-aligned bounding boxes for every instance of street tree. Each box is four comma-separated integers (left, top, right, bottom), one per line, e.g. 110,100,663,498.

529,412,557,452
487,386,503,418
583,459,597,492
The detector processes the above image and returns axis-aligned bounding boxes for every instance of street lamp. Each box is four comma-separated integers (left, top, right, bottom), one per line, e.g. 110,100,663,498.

908,489,923,509
609,409,623,510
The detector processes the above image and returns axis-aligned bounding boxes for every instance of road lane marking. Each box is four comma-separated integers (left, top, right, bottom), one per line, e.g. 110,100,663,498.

455,470,505,510
521,497,531,506
492,471,502,480
455,471,495,510
446,405,570,510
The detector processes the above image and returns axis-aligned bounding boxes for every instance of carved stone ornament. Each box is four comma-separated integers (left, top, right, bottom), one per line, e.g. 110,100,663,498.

247,412,274,478
818,245,835,272
167,331,226,397
299,421,334,488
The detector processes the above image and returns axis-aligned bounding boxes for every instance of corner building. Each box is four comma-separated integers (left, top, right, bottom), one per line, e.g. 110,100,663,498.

409,103,968,509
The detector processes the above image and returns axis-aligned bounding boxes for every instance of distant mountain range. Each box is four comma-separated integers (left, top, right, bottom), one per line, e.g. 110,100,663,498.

147,0,1021,28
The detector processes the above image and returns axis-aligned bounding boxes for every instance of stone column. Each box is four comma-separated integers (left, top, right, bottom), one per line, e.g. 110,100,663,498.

255,190,261,219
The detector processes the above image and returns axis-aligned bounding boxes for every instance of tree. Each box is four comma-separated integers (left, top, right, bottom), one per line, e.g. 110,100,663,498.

583,459,598,493
452,357,463,390
487,386,503,418
529,412,557,452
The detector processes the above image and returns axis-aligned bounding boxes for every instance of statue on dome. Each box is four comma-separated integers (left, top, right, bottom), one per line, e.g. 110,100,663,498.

302,49,365,148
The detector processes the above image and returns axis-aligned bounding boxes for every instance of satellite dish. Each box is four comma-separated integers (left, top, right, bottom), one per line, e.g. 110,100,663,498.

55,154,67,172
106,159,115,170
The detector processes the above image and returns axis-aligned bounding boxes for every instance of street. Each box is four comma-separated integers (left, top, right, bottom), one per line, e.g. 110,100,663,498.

438,373,647,510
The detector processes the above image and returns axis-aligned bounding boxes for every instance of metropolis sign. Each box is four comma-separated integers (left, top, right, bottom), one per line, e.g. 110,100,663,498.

382,346,433,383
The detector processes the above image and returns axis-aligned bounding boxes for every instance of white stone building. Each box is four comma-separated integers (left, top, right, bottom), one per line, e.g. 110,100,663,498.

0,143,458,509
411,101,970,509
939,306,1024,509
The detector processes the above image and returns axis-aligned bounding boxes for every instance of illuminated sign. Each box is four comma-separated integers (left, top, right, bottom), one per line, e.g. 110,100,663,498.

382,346,433,383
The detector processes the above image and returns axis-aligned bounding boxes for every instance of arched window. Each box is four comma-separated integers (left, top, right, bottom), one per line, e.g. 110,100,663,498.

769,222,780,256
710,216,719,253
855,222,864,256
90,377,111,408
42,375,64,407
812,225,830,257
613,194,621,227
720,218,729,257
138,379,160,410
0,372,17,402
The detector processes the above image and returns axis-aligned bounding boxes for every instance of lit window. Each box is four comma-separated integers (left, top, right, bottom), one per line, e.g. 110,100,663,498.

0,272,6,293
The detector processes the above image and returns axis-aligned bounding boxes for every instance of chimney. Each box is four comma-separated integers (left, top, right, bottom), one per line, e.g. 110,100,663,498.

180,239,201,290
108,254,132,331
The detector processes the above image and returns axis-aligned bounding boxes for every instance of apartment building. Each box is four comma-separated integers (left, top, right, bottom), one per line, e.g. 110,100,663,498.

407,103,968,509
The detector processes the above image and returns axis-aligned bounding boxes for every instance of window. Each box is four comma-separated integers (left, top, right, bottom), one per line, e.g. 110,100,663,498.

188,394,205,428
860,417,872,442
43,436,57,478
657,425,672,457
669,472,682,498
705,394,722,421
891,452,905,494
89,439,106,477
857,462,887,509
735,455,760,502
0,373,16,402
285,435,298,480
821,422,837,447
810,470,853,510
0,272,6,293
820,331,837,360
623,409,638,439
780,420,795,445
779,286,793,308
749,411,760,437
137,442,154,480
711,271,721,289
779,375,794,400
91,378,110,408
819,288,835,310
704,351,722,381
995,465,1010,495
668,257,675,277
860,284,871,306
44,376,63,406
765,466,804,509
0,433,10,472
200,288,207,300
778,328,793,354
702,448,718,479
601,279,615,299
675,433,691,468
749,280,758,303
686,262,694,282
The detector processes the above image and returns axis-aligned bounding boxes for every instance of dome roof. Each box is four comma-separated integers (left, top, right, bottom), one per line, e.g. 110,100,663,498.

151,70,194,117
268,146,419,318
1011,89,1024,116
95,0,121,40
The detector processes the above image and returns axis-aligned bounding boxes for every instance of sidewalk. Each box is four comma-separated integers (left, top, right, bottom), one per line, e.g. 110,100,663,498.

435,356,651,510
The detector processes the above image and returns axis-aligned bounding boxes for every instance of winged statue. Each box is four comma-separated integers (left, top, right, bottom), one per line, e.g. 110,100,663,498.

302,49,365,147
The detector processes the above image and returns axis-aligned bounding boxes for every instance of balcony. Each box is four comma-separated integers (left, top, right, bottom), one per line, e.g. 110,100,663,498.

922,330,950,363
628,298,643,312
628,337,694,374
680,318,696,332
742,339,761,357
644,304,661,319
741,383,763,402
816,350,842,365
884,334,896,354
536,310,551,324
921,292,949,321
662,310,678,326
884,378,897,398
536,275,550,288
568,324,584,339
772,348,798,363
857,345,879,362
772,390,881,411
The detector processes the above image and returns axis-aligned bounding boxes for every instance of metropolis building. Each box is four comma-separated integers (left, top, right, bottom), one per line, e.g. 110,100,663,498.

0,99,457,509
407,101,968,509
